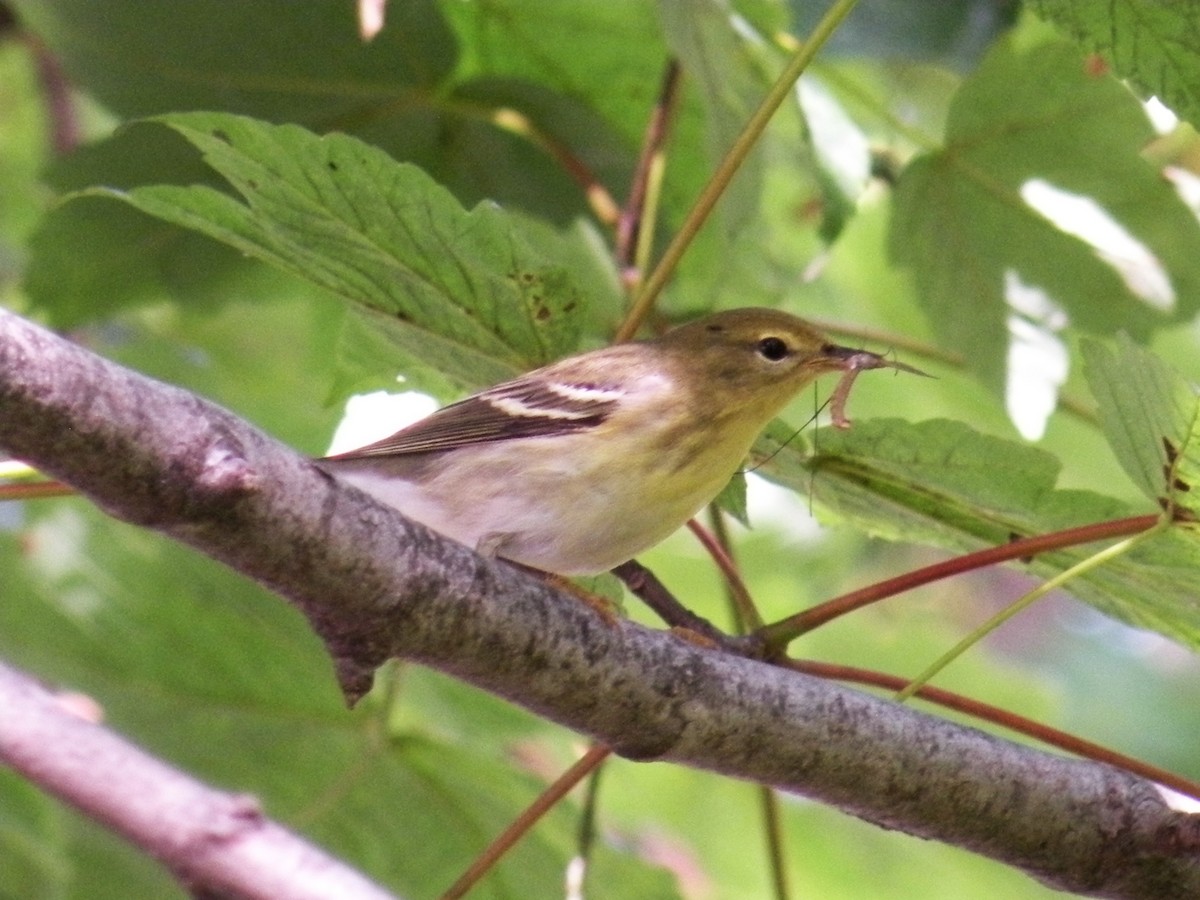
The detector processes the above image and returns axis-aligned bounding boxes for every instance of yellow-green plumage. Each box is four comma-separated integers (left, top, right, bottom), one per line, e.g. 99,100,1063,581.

319,308,888,575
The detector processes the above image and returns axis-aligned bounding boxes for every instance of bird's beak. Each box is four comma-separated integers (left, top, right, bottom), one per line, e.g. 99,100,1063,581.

820,344,930,378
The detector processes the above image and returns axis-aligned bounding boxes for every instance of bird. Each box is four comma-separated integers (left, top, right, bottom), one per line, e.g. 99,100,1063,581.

317,307,912,575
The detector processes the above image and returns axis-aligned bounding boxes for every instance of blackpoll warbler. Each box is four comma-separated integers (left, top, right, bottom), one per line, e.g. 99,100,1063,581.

319,308,907,575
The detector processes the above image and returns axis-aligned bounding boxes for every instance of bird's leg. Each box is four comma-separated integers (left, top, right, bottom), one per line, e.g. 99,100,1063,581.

472,531,622,624
500,559,622,626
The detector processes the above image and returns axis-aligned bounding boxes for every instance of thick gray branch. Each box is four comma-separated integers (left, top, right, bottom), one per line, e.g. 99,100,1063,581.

1,308,1198,898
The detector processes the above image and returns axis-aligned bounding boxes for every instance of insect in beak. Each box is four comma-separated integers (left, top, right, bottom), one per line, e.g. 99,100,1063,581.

828,351,931,429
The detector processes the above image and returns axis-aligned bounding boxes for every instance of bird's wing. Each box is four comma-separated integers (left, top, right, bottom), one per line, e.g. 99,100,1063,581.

324,373,624,459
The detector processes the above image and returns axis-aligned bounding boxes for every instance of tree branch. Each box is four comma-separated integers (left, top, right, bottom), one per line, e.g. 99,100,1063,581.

0,661,397,900
1,308,1198,898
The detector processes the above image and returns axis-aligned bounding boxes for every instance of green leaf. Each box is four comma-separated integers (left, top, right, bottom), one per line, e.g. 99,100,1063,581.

13,0,633,224
442,0,672,162
437,0,799,309
9,0,456,121
891,35,1200,392
18,2,633,325
93,112,604,393
0,41,51,254
797,0,1019,70
445,75,637,221
759,418,1112,551
798,75,872,239
756,417,1200,650
659,0,775,236
1081,334,1200,515
714,470,750,528
1031,0,1200,127
23,119,255,326
20,0,594,227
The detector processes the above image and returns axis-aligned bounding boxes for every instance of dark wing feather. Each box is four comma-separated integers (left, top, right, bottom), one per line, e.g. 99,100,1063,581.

324,374,622,460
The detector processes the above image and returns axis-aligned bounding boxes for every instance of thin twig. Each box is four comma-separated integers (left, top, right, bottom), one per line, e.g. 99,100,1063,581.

573,753,607,898
616,60,683,292
894,528,1165,702
440,744,612,900
759,784,791,900
0,478,77,500
696,511,791,900
610,559,728,645
615,0,864,341
489,106,622,226
24,33,81,156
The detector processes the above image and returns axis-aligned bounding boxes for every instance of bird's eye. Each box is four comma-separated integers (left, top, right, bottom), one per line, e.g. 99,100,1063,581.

757,336,789,361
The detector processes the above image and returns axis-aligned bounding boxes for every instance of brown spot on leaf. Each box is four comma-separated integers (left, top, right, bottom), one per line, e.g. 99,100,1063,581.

1084,53,1110,78
1163,436,1179,464
1175,507,1199,524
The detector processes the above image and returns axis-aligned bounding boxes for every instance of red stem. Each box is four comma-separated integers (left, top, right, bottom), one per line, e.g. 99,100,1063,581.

758,515,1159,648
0,478,77,500
441,744,612,900
616,60,683,280
687,518,762,631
